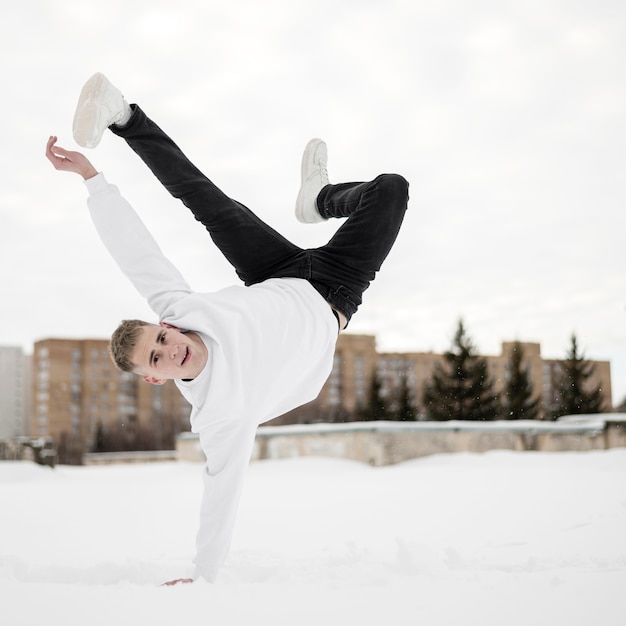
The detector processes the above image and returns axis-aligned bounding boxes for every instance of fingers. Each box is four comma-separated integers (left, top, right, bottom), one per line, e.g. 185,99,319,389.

45,136,75,171
161,578,194,586
47,138,69,158
45,136,61,168
45,136,97,178
45,135,56,158
46,136,63,160
46,142,66,170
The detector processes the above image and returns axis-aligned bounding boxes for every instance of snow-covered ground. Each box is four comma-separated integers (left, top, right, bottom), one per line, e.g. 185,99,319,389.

2,450,625,626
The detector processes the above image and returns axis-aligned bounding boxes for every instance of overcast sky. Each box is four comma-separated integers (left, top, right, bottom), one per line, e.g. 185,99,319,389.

1,0,624,404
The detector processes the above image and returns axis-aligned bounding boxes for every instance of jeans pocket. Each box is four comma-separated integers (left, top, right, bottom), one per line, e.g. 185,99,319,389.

332,285,354,303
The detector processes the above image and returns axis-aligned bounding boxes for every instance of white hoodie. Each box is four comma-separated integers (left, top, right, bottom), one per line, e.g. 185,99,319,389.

85,173,338,581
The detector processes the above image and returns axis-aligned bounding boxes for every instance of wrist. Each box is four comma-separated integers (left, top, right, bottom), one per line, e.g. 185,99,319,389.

81,165,98,180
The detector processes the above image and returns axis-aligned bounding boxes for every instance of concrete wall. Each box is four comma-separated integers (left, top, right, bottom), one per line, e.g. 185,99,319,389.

177,416,625,466
604,419,626,449
84,450,177,465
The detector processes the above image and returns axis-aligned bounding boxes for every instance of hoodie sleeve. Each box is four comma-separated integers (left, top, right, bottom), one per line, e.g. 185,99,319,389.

84,172,191,316
192,420,258,582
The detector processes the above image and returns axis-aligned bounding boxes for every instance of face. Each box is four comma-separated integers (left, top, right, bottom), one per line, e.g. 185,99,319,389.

131,323,208,385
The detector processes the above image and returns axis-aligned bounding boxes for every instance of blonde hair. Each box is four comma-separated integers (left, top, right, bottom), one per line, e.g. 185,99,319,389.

109,319,150,372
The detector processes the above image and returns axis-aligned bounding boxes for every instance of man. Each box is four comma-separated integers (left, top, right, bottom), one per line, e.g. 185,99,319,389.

46,73,409,585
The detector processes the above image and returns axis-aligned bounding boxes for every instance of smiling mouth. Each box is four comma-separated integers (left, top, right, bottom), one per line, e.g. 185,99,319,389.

181,347,190,366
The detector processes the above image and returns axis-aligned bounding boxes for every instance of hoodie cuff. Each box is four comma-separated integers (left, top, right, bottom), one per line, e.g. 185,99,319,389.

83,171,109,196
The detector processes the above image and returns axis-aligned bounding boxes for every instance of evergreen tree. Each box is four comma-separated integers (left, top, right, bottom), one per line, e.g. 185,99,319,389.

502,342,540,420
395,374,416,421
551,334,606,419
92,421,106,453
361,373,388,421
423,319,500,421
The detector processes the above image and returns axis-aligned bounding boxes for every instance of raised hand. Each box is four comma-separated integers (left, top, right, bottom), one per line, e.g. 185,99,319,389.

161,578,194,587
45,136,98,180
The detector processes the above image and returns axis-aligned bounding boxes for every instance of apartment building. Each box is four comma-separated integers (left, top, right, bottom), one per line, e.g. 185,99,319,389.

272,334,612,424
30,333,612,451
0,346,29,438
33,338,191,461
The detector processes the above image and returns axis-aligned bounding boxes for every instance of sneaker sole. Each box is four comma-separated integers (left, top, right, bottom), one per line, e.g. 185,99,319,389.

72,73,110,148
295,138,326,223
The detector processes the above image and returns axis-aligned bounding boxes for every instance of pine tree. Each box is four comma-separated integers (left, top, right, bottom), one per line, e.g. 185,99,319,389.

395,374,416,421
551,334,606,419
423,319,500,421
360,373,388,421
92,421,107,453
502,342,540,420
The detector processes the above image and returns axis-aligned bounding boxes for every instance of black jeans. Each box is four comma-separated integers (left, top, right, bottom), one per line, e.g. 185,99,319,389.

110,105,408,323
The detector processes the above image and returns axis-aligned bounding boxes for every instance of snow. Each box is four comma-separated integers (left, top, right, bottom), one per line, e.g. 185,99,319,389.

2,450,625,626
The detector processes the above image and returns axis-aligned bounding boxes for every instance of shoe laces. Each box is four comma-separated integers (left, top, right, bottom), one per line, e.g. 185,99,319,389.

316,158,329,185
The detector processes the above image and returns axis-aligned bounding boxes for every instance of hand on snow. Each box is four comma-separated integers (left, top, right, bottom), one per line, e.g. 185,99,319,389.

45,136,98,180
161,578,194,587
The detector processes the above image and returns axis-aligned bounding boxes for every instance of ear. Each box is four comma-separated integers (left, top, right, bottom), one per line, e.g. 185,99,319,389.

143,376,167,386
159,321,179,330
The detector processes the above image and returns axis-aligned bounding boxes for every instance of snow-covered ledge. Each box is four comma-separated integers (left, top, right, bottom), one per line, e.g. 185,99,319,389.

177,415,626,466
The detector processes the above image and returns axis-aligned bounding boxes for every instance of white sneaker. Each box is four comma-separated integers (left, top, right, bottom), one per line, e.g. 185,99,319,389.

295,138,329,223
72,73,129,148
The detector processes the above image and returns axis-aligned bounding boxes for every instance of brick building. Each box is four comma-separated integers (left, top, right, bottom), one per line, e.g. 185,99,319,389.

271,334,612,425
30,334,612,456
32,338,191,462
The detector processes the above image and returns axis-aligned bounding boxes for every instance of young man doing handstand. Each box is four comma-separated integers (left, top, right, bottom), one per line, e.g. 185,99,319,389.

46,73,409,585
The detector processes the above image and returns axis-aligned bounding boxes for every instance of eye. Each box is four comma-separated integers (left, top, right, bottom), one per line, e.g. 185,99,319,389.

159,333,166,344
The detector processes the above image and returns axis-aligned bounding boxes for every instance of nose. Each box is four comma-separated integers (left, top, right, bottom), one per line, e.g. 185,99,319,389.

167,344,178,360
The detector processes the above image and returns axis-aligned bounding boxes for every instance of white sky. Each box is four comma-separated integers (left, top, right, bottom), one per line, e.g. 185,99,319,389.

1,0,624,403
